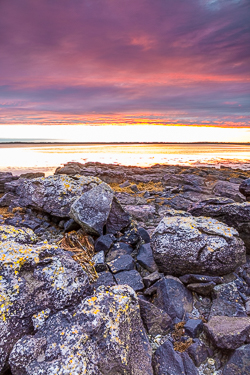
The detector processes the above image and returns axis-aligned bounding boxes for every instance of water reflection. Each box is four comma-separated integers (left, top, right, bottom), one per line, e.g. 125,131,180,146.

0,143,250,176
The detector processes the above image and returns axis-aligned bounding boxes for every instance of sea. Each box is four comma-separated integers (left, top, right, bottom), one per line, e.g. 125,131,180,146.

0,142,250,176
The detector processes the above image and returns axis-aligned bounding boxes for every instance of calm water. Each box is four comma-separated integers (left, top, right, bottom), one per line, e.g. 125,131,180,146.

0,143,250,176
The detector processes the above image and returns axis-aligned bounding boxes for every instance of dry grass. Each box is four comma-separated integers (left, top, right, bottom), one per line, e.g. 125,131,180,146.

109,181,164,194
57,230,98,282
172,321,193,352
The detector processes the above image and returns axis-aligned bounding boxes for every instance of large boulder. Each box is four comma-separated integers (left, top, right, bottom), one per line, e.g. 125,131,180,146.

0,224,37,243
222,344,250,375
70,184,130,236
189,198,250,253
9,285,153,375
0,172,17,193
16,174,103,217
0,241,92,374
212,180,245,202
151,216,246,276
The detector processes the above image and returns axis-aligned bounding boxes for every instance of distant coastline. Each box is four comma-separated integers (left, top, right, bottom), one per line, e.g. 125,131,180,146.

1,141,250,146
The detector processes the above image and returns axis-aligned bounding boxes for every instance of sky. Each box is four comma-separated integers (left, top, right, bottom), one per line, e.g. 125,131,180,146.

0,0,249,142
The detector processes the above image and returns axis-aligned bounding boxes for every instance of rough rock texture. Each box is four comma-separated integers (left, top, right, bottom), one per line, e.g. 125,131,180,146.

151,215,246,276
0,172,17,193
189,199,250,253
240,178,250,200
139,298,172,336
16,174,103,217
145,276,193,319
69,183,114,236
0,241,92,373
105,197,131,235
204,316,250,349
9,285,153,375
222,344,250,375
0,225,37,244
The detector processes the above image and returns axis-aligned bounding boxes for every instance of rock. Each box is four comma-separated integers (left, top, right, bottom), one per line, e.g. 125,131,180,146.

187,339,210,366
108,254,135,274
143,271,162,288
137,243,158,273
139,298,172,336
112,241,134,254
125,205,156,222
189,199,250,253
240,178,250,201
17,174,102,217
119,180,131,188
187,281,216,296
184,319,203,338
63,218,81,232
119,224,141,246
222,344,250,375
105,197,131,234
114,270,144,291
94,234,115,253
181,351,199,375
138,227,151,243
106,248,128,262
0,241,92,373
145,276,193,319
209,281,247,318
0,172,16,193
92,271,116,289
204,316,250,349
0,193,16,207
212,180,245,202
153,339,186,375
9,285,154,375
70,183,114,236
0,224,37,244
179,274,223,285
18,172,45,179
151,216,246,276
246,299,250,315
92,251,107,272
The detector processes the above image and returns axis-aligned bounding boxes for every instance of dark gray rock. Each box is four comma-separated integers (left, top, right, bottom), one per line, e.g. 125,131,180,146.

138,227,151,243
212,180,245,202
92,251,107,272
92,271,116,289
181,352,199,375
204,316,250,349
240,178,250,201
105,197,131,235
143,271,162,288
108,254,135,274
151,216,246,276
187,339,210,366
139,299,171,336
153,340,186,375
145,276,193,319
210,281,247,318
0,241,92,374
0,172,16,193
137,243,158,273
70,183,114,236
187,281,216,296
63,218,81,232
112,241,133,254
94,234,115,253
222,344,250,375
114,270,144,291
179,274,223,285
184,319,203,338
106,248,128,262
9,285,154,375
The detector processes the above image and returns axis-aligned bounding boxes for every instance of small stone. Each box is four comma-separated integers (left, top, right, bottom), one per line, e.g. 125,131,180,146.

63,218,81,232
138,227,151,244
112,241,134,254
143,271,162,288
94,234,115,253
114,270,144,291
179,274,223,285
92,271,116,289
108,254,135,274
119,180,131,188
137,243,158,273
139,299,172,336
187,339,210,366
92,251,107,272
184,319,203,338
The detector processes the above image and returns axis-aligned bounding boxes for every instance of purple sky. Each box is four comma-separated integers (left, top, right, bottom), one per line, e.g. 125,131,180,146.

0,0,249,128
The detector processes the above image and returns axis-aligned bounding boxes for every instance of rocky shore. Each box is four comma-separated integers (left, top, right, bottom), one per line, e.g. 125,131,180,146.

1,162,250,374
